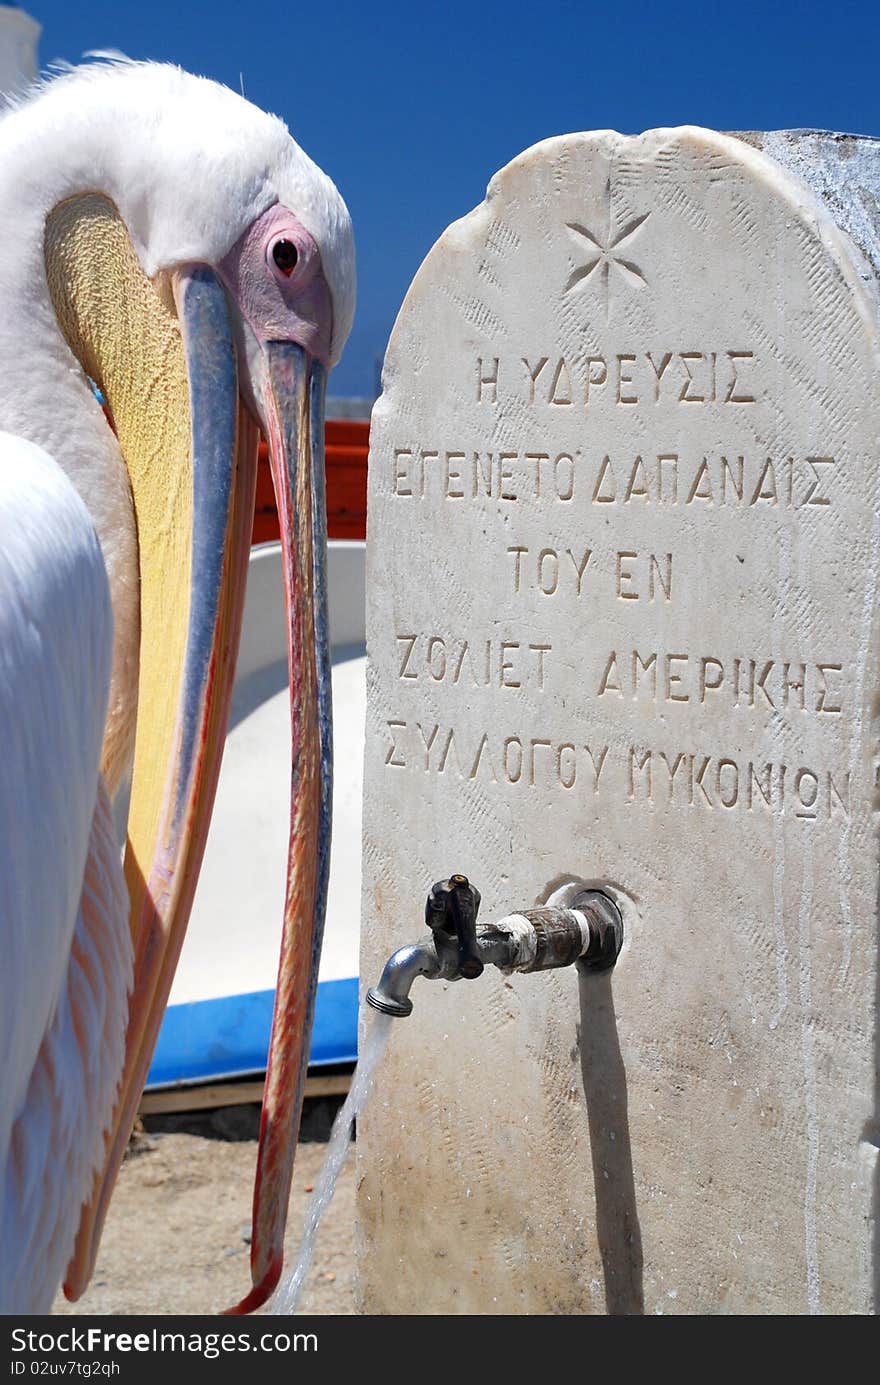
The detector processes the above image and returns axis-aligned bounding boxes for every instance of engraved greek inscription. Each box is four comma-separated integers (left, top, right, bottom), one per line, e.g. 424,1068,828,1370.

394,448,412,496
531,644,551,688
650,554,672,601
393,446,834,507
477,357,499,403
554,453,574,501
382,721,853,821
628,746,652,800
570,548,593,594
751,458,778,505
509,546,527,593
748,762,772,811
450,641,472,684
538,549,558,594
504,736,523,784
795,768,819,820
600,649,845,713
816,664,843,714
508,546,593,596
585,744,609,791
623,748,849,820
748,659,772,708
549,359,573,405
717,759,739,808
526,453,549,497
417,722,438,770
581,453,833,510
499,453,517,500
659,454,678,503
647,350,672,400
624,456,650,502
593,456,616,503
445,452,466,498
469,733,497,783
427,637,446,681
393,449,527,501
828,772,850,816
699,657,724,701
397,635,417,680
437,728,464,775
633,650,657,697
740,659,776,708
666,654,689,703
693,755,712,805
803,457,834,505
659,750,687,795
617,552,638,600
529,739,552,786
402,724,596,789
523,357,548,404
617,354,638,404
616,552,673,602
473,452,492,497
721,455,743,502
396,633,552,689
501,642,520,687
386,721,407,767
598,651,623,697
724,350,756,402
585,356,607,404
679,353,705,403
512,347,757,407
519,452,576,500
557,743,577,790
413,449,439,497
686,459,713,504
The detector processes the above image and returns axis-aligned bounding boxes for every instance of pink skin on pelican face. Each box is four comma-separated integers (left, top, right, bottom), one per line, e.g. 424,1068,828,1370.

217,204,333,364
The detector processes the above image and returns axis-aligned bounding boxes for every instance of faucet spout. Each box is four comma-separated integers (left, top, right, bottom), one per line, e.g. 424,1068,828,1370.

366,939,443,1017
366,879,623,1018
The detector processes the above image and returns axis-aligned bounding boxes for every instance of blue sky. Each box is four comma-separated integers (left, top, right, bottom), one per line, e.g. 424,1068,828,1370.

14,0,880,395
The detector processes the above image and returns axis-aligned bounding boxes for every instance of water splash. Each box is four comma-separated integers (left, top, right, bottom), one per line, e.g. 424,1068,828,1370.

272,1010,393,1314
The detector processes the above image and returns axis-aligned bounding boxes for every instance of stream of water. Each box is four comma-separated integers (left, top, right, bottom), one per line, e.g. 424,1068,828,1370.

272,1009,394,1314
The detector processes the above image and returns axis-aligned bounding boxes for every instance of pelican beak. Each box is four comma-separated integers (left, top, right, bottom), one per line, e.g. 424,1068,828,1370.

49,192,333,1311
226,344,332,1314
63,263,260,1298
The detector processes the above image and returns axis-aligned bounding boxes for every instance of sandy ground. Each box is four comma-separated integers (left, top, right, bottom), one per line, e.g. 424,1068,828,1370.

51,1100,356,1317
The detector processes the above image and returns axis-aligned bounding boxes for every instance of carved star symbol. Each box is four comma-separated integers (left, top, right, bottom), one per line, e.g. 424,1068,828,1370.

565,207,650,320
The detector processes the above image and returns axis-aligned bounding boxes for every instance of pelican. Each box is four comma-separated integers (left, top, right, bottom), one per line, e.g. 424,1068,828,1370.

0,59,354,1314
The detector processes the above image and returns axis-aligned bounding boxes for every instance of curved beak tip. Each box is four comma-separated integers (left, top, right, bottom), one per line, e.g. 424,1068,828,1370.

222,1257,283,1316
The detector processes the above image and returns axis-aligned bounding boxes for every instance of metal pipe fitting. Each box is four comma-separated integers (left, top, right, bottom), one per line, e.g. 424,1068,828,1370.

365,940,444,1017
366,878,623,1017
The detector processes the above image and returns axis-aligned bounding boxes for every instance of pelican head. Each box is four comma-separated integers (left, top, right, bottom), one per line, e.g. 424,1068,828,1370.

0,60,354,1312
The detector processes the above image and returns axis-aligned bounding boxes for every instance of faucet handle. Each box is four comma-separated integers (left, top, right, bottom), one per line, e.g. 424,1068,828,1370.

425,875,484,980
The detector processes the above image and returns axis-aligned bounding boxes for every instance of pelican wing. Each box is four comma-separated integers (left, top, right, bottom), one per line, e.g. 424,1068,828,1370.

0,435,130,1311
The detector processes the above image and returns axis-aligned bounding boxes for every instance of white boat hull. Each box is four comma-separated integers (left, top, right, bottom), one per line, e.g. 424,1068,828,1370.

147,540,365,1087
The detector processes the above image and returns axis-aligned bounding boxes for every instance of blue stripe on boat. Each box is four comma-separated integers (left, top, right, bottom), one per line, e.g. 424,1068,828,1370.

145,975,359,1088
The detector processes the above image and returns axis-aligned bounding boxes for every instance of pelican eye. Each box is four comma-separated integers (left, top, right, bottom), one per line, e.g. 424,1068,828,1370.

272,239,299,276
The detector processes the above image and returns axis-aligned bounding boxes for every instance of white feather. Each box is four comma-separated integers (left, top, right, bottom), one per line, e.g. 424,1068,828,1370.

0,435,131,1313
